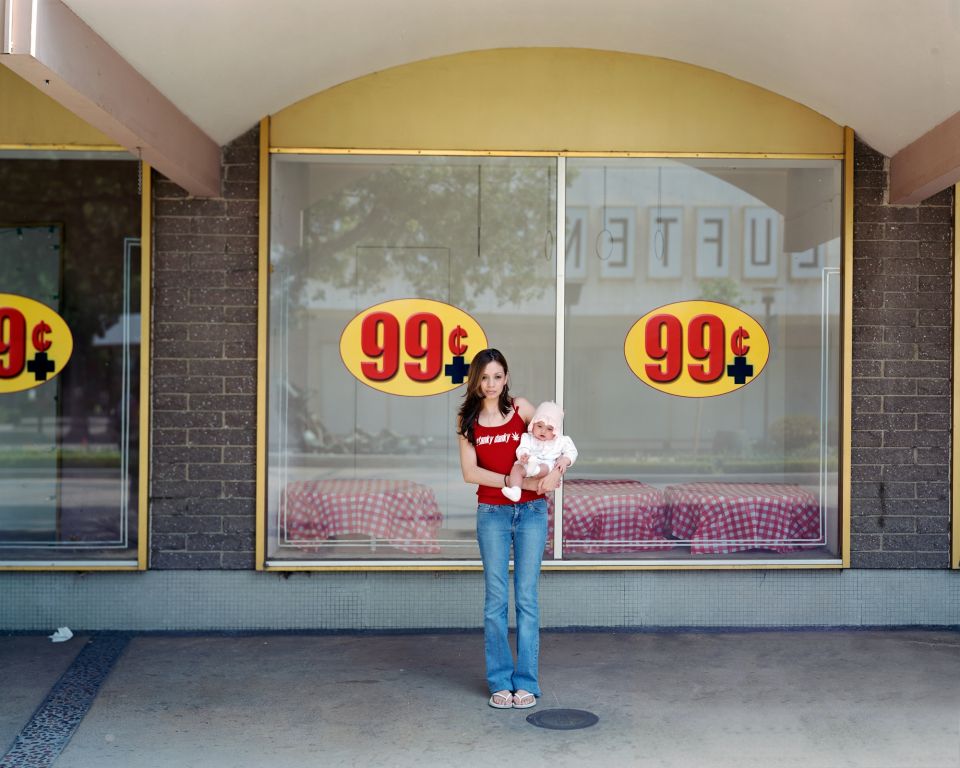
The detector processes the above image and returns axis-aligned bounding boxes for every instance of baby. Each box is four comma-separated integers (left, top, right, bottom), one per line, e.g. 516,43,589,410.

502,401,578,502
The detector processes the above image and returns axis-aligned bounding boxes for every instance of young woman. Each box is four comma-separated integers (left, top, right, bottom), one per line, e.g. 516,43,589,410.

457,348,562,709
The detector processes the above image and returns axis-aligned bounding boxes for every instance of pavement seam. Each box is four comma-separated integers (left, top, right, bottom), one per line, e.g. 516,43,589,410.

0,633,130,768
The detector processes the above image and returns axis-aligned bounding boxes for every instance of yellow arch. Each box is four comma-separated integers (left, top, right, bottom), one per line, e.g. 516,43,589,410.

270,48,843,154
0,66,119,148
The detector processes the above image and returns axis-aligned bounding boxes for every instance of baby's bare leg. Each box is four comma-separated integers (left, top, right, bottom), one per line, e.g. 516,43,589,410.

508,462,526,488
502,461,527,501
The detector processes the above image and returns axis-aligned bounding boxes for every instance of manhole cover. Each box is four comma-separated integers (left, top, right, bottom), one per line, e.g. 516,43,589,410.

526,708,599,730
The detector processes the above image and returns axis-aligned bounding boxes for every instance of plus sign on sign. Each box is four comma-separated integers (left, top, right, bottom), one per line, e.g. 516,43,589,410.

624,300,769,398
0,294,74,394
340,299,488,397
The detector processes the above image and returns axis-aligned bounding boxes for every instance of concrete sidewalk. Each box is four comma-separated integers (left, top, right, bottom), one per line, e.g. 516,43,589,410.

2,629,959,768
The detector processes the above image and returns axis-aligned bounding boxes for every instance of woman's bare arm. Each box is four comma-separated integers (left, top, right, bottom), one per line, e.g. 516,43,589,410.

459,434,510,488
536,467,562,493
514,396,535,424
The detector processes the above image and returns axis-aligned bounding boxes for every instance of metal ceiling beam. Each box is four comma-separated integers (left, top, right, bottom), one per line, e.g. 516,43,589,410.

1,0,220,197
889,110,960,205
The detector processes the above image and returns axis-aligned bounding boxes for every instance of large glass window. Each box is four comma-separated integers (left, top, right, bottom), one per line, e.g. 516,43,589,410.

562,158,840,561
267,155,556,561
0,152,143,566
265,153,842,565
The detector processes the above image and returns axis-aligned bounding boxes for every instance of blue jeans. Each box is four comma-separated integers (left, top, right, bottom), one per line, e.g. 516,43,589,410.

476,498,548,696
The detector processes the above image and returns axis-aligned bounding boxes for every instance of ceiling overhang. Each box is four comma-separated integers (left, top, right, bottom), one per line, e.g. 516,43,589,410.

889,111,960,205
2,0,960,204
0,0,220,196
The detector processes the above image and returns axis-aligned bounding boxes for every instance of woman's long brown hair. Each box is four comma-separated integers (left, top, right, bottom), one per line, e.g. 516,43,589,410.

456,348,511,445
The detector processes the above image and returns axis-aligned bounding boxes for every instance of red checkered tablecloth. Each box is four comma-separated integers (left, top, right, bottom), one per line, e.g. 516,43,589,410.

282,479,443,554
664,482,821,554
546,479,671,554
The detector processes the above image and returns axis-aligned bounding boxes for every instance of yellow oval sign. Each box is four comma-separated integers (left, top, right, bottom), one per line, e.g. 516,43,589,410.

0,294,74,394
624,300,769,398
340,299,488,397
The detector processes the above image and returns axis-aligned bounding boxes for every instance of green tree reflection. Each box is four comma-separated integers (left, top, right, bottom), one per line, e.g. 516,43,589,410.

277,163,556,312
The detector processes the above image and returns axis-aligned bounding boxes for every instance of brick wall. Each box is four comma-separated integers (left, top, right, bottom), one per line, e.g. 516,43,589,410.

150,126,260,569
850,139,953,567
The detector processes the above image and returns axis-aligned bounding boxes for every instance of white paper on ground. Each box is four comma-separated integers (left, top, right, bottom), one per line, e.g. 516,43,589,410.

48,626,73,643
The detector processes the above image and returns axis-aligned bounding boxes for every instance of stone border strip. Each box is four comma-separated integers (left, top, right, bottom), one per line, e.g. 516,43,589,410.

0,634,130,768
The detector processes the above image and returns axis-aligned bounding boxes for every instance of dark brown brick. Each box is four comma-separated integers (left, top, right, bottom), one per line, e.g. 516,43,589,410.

154,463,187,482
154,376,224,394
854,378,916,396
190,463,254,481
153,515,223,533
220,552,255,569
223,447,256,463
149,127,261,569
851,140,954,568
917,517,950,534
853,413,916,431
152,552,222,570
154,447,223,464
882,431,948,448
153,412,222,430
915,414,950,430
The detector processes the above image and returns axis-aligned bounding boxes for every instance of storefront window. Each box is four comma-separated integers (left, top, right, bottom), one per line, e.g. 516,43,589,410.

266,153,841,565
0,152,143,566
267,155,555,561
562,158,840,560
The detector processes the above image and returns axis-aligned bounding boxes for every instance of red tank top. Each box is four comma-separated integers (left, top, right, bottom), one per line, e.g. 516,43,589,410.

473,403,540,505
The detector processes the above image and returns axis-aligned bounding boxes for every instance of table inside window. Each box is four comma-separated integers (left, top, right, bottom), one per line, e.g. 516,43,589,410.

281,478,443,554
546,479,671,554
664,482,821,554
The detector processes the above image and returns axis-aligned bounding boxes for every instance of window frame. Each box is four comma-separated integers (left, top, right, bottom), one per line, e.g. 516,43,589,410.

256,125,853,571
0,150,151,571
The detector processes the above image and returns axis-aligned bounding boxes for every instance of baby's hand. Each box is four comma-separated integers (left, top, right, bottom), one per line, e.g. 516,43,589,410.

518,452,530,464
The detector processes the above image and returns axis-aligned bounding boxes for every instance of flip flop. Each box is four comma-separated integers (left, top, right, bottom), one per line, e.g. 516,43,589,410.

513,691,537,709
488,690,514,709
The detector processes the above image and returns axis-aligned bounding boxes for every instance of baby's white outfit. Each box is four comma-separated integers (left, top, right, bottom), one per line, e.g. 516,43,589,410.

502,401,578,502
517,432,578,476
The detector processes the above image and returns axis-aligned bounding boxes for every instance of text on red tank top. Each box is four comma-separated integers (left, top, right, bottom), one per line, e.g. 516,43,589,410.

473,407,540,504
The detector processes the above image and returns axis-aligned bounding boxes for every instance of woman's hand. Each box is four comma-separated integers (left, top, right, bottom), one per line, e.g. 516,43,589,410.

536,467,563,494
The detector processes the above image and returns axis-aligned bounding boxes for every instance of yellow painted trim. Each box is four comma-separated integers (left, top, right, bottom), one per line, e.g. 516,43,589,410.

0,66,118,146
256,117,270,571
0,143,126,152
261,561,843,572
271,147,844,160
271,49,843,155
138,163,152,571
841,127,854,569
0,565,141,571
953,183,960,570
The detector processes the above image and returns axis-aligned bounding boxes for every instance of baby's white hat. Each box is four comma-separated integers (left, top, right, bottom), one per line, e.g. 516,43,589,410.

530,401,564,436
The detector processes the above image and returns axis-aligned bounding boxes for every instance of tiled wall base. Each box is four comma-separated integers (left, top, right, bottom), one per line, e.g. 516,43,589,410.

2,570,958,631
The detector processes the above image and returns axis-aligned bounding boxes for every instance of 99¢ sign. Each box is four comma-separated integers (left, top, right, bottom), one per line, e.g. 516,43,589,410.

0,293,74,394
340,299,488,397
624,300,769,398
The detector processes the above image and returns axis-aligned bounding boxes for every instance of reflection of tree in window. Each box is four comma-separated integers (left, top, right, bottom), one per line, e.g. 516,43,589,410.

280,163,554,311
